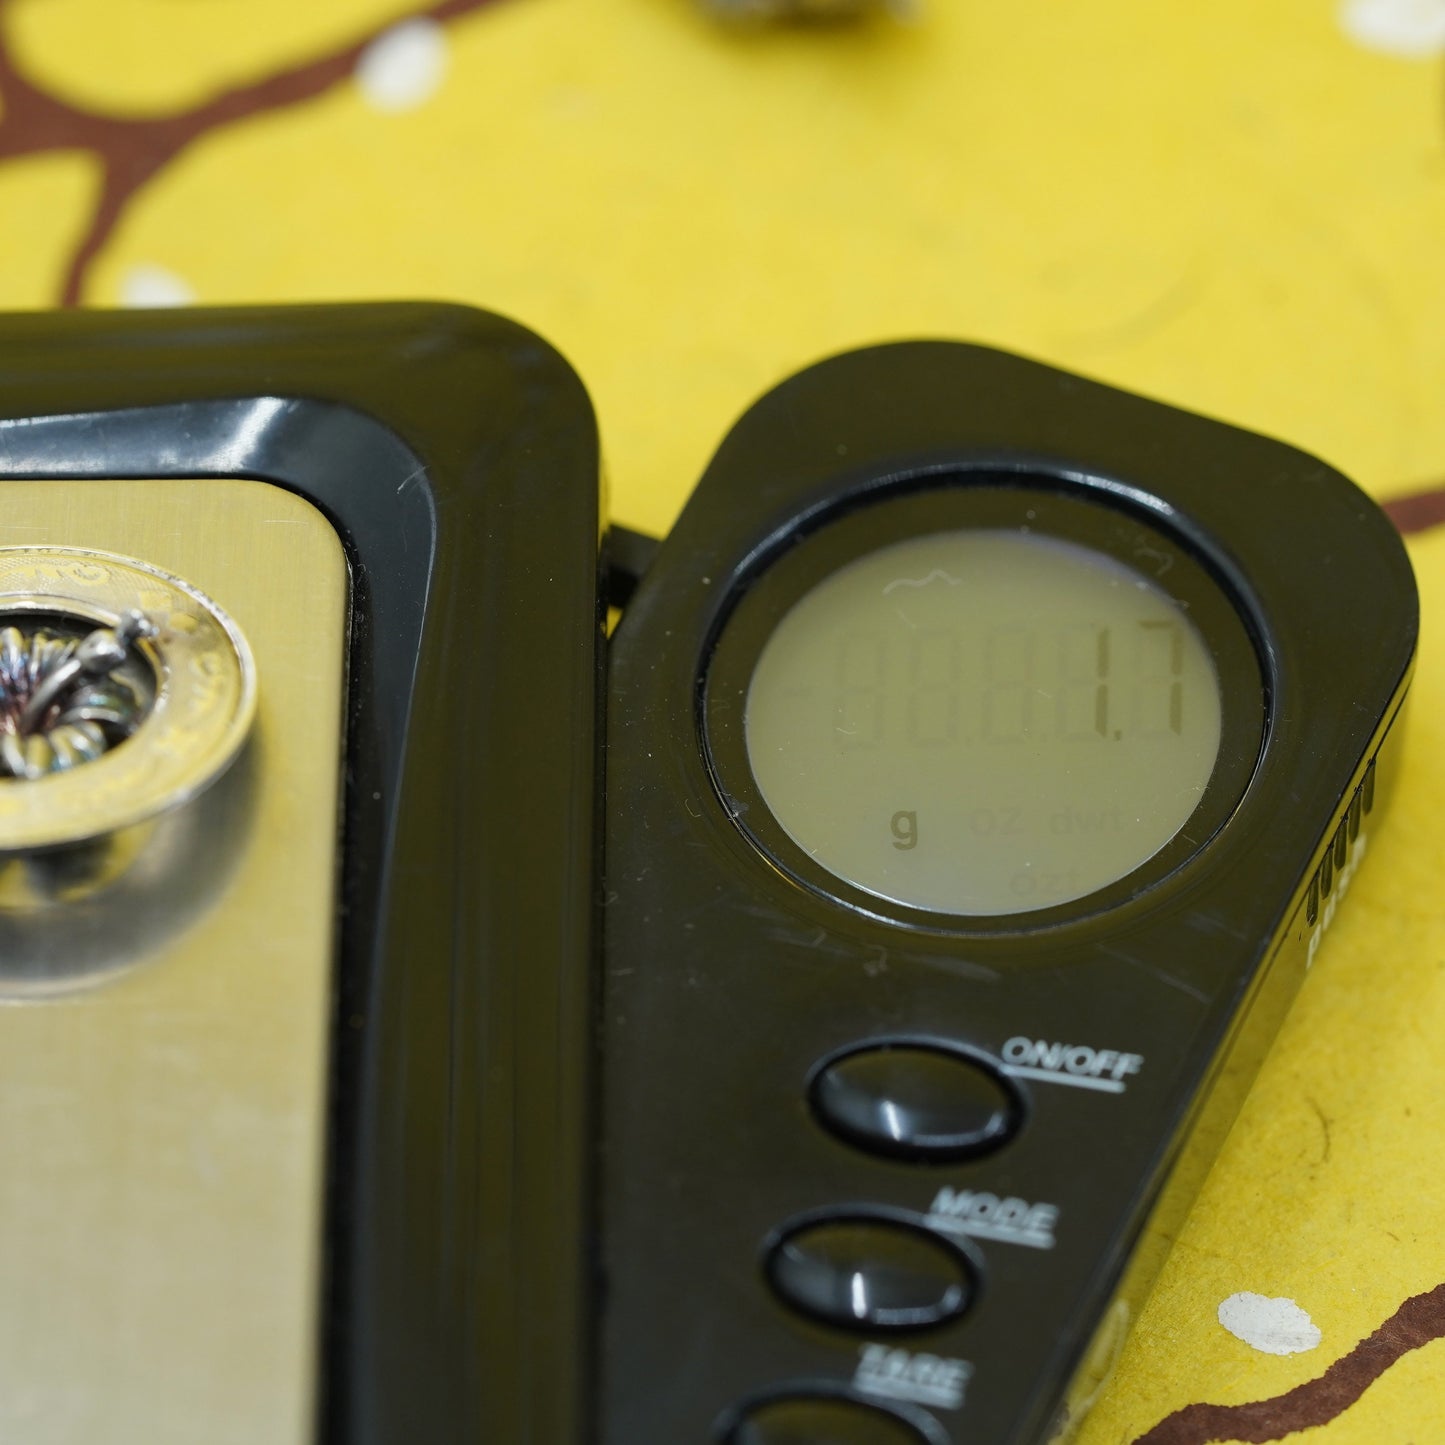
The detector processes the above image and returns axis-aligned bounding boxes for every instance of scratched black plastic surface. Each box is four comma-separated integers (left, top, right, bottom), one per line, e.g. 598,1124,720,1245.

601,342,1417,1443
0,304,601,1445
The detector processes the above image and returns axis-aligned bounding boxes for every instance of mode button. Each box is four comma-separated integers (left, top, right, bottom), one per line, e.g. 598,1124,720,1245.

765,1207,976,1332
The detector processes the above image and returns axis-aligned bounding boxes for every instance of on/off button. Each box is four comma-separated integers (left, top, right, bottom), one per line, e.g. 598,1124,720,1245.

808,1038,1023,1162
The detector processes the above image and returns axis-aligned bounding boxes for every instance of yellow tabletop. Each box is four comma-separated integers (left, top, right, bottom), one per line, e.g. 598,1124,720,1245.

2,1,1444,1438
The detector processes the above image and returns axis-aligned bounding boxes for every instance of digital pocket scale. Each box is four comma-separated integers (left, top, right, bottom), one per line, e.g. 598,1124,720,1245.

602,341,1417,1444
0,314,1417,1445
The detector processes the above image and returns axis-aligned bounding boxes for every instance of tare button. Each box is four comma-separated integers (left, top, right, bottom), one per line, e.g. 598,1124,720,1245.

716,1389,942,1445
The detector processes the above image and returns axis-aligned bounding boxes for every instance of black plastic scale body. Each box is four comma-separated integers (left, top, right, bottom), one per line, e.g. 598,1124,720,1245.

601,342,1417,1444
0,305,602,1445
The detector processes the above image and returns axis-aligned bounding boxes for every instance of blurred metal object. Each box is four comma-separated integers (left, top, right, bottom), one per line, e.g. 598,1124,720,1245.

0,548,256,852
0,480,348,1445
0,609,156,779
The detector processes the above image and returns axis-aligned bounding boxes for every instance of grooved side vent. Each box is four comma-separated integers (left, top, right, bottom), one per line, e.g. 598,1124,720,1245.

1306,759,1375,928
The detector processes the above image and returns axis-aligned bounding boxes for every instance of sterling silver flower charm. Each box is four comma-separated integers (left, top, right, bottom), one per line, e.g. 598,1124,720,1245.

0,611,157,781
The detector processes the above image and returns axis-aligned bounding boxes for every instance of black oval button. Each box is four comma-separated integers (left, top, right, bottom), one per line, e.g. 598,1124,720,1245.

810,1038,1022,1161
721,1393,933,1445
766,1209,975,1331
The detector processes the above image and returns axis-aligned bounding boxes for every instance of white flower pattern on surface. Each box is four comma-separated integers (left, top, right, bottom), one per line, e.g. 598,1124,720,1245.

356,19,450,113
1340,0,1445,56
120,264,196,308
1218,1293,1324,1356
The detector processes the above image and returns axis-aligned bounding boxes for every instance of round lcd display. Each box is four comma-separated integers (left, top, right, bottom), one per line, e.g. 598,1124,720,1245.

743,529,1224,916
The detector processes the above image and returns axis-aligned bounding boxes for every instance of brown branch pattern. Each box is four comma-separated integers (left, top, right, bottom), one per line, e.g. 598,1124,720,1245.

1384,483,1445,535
1132,1280,1445,1444
0,0,511,305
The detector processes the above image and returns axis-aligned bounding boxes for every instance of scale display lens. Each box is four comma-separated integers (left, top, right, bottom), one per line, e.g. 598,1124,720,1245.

744,529,1224,916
